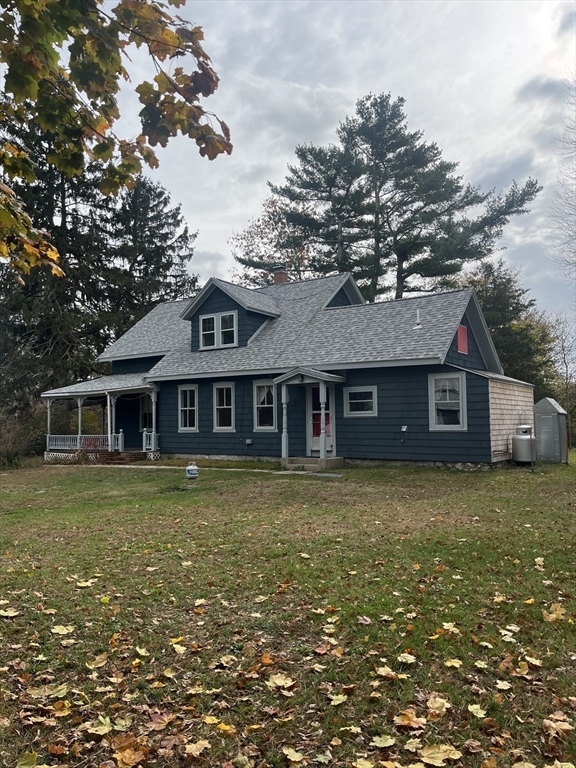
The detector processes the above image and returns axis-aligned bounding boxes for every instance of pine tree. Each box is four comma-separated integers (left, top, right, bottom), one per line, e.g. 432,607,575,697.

0,125,197,412
459,260,558,401
267,93,541,301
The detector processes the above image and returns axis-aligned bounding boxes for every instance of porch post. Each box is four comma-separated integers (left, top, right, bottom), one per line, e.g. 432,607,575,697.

77,397,84,450
281,383,289,460
106,392,112,451
150,387,158,451
111,395,117,449
319,380,327,460
46,398,52,450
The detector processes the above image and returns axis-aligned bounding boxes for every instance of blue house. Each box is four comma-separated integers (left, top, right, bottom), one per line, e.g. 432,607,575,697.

42,271,534,467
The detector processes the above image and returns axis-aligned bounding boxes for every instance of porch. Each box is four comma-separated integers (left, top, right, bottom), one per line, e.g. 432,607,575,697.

42,374,161,461
273,367,346,468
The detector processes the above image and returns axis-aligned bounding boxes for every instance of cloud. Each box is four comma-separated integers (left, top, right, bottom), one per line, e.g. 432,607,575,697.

557,7,576,36
194,250,230,281
516,75,567,103
109,0,575,316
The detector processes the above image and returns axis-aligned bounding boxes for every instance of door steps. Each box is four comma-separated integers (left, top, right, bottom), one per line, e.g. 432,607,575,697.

283,456,344,471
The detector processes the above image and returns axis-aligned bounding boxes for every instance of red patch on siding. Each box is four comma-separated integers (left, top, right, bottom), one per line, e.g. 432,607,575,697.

457,324,468,354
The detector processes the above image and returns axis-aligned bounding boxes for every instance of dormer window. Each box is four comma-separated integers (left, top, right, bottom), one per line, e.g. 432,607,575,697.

200,311,238,349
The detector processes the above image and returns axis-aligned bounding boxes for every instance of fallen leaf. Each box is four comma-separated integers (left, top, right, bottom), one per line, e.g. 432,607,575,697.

282,746,305,763
444,658,462,668
184,740,211,757
51,625,75,635
371,735,396,748
394,708,427,729
468,704,486,718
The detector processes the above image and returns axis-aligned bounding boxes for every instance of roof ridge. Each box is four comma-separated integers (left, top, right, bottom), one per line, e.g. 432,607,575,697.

257,273,349,292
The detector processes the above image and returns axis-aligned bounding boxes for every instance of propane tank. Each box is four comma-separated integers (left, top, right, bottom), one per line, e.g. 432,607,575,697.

512,425,535,464
185,461,199,480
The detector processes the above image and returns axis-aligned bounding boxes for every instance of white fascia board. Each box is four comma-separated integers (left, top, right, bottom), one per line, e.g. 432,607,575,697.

273,367,346,385
179,279,218,320
41,385,151,399
321,273,365,309
180,278,279,321
144,356,443,383
445,364,534,388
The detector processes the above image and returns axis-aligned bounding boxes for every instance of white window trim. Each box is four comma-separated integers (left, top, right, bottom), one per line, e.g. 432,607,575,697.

199,310,238,350
343,386,378,417
140,394,153,432
178,384,199,433
253,380,277,432
428,372,468,431
213,382,236,432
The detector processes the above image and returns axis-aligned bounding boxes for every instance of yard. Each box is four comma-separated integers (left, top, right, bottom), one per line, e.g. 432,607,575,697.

0,459,575,768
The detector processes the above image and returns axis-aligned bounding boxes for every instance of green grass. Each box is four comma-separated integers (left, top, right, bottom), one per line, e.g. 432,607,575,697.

0,458,575,768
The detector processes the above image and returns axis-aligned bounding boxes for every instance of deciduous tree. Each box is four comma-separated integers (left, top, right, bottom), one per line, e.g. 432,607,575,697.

0,0,231,277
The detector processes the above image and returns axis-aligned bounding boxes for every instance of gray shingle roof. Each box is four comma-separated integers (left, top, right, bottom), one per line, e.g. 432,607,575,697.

98,300,191,362
42,372,150,398
71,274,497,394
180,278,281,320
146,283,477,380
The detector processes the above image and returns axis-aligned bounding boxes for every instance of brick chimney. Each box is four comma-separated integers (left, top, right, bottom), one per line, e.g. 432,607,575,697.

271,264,289,284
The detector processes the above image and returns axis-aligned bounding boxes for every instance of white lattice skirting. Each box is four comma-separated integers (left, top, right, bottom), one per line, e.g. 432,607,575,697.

44,451,76,462
147,451,161,461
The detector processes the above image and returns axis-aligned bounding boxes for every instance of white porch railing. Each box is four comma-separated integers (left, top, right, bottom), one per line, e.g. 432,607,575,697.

143,430,159,451
46,434,125,451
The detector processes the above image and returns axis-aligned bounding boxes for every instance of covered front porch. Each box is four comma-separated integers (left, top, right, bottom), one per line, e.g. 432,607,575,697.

42,373,161,461
273,367,346,469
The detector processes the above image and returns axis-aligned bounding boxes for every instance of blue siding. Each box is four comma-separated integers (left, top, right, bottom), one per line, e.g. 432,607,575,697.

334,366,491,463
112,356,163,374
444,313,487,370
114,366,492,462
157,378,285,457
326,287,353,308
189,287,269,351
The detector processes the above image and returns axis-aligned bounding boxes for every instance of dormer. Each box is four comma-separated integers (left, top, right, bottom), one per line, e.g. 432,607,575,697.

180,278,281,352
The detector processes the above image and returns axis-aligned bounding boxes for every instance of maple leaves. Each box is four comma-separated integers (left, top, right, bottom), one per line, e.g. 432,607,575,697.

0,0,232,276
2,465,576,767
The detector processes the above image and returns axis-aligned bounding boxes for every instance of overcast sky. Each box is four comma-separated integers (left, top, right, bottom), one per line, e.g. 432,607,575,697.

119,0,575,313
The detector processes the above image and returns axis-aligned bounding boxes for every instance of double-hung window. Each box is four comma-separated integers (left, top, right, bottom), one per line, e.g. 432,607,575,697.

343,386,378,417
254,381,276,430
214,383,235,431
428,372,467,431
200,311,238,349
178,385,198,432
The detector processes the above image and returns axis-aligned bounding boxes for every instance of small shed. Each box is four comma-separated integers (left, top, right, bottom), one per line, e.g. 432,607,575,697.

534,398,569,464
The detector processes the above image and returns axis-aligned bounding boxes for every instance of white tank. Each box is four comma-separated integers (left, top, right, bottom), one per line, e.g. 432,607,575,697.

186,461,199,479
512,425,535,464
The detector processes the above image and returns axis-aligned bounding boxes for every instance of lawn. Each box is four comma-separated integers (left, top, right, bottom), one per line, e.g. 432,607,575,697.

0,459,575,768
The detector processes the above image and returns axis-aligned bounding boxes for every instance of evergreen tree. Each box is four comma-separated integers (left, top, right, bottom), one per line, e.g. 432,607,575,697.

459,260,558,401
103,175,197,344
0,125,197,413
268,93,541,301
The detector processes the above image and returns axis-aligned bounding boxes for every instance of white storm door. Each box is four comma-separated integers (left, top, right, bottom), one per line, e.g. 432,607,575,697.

308,384,334,453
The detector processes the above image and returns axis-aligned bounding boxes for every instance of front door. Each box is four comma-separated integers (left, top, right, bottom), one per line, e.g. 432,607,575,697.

308,384,334,454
